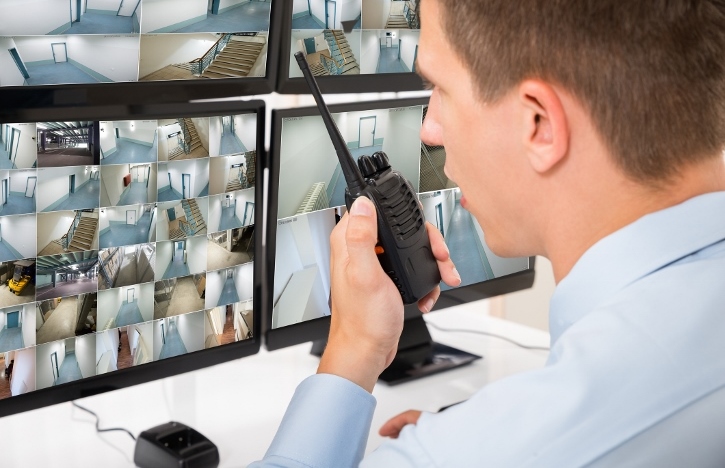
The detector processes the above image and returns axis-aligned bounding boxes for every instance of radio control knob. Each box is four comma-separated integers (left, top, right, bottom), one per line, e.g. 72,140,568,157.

371,151,390,171
357,155,377,178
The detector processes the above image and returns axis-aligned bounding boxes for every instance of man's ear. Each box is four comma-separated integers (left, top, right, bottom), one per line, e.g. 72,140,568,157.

519,80,569,174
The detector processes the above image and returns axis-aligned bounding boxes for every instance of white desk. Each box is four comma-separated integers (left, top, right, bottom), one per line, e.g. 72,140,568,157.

0,300,549,467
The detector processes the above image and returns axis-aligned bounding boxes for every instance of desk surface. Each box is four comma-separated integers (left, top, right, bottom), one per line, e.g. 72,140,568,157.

0,300,550,467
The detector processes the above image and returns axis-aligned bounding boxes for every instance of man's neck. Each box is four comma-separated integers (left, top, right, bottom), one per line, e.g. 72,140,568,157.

548,156,725,283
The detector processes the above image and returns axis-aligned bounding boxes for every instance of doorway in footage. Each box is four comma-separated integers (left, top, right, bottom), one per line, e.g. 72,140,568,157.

204,299,253,348
35,334,96,390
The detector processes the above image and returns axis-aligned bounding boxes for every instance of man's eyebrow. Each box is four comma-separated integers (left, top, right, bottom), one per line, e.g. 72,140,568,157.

415,58,434,89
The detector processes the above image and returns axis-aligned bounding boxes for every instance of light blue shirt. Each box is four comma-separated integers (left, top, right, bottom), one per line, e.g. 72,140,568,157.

253,192,725,467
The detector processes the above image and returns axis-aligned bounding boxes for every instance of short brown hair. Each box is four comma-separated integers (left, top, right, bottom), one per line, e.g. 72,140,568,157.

435,0,725,183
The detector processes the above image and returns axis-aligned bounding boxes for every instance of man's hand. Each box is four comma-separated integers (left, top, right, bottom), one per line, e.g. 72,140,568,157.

379,410,422,439
318,197,461,393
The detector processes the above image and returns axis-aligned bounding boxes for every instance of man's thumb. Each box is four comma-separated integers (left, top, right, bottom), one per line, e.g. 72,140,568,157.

345,196,379,263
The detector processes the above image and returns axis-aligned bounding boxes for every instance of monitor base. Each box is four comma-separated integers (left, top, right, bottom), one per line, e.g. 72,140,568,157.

310,316,482,386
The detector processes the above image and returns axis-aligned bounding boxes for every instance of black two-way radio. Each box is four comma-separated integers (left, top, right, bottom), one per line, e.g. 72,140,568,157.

295,52,441,305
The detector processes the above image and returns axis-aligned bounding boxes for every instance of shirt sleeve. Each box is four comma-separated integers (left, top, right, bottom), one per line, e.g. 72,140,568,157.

249,373,376,468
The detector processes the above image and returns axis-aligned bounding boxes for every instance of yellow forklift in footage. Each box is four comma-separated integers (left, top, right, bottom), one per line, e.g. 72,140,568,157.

8,260,35,295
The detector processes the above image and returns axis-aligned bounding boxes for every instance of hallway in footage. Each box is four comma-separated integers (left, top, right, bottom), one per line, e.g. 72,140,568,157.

118,182,150,206
102,139,157,165
329,145,383,208
218,205,243,231
43,180,100,212
158,320,187,359
0,192,35,216
63,12,134,34
217,277,239,306
54,352,83,385
115,300,144,327
376,47,408,73
441,200,494,291
0,147,15,169
163,243,190,279
99,211,153,248
0,325,23,353
172,2,270,33
219,123,246,156
25,62,98,86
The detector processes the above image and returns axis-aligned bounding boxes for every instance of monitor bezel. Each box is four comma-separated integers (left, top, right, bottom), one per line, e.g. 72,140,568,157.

0,0,283,116
0,100,265,418
274,1,425,94
264,97,535,351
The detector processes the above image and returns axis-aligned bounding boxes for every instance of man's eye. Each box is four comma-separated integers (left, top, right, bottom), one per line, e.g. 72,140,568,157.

421,77,434,91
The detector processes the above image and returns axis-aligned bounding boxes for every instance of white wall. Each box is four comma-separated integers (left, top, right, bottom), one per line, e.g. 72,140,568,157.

360,31,381,74
204,269,226,308
100,121,117,156
97,287,123,329
95,328,119,374
116,120,157,145
141,0,207,33
139,34,218,78
156,202,177,241
310,0,325,25
208,117,221,158
341,109,389,145
10,348,36,395
399,30,419,71
233,262,254,301
37,211,75,253
0,0,69,35
176,311,203,353
66,35,140,82
21,304,36,348
345,30,361,63
100,164,129,207
362,0,390,29
218,0,248,12
75,334,96,378
234,114,257,153
0,38,26,87
13,36,57,63
340,0,361,22
207,196,222,233
382,107,422,189
152,319,164,360
292,0,308,15
278,116,339,218
138,282,154,321
37,166,91,212
155,241,174,280
187,236,207,274
87,0,122,12
1,215,36,258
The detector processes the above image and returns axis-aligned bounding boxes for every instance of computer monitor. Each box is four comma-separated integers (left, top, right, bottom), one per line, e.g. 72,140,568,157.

265,97,535,383
0,99,263,418
0,0,282,113
276,0,425,94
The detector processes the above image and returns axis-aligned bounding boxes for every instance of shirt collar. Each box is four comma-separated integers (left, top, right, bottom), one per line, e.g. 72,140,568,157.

549,191,725,345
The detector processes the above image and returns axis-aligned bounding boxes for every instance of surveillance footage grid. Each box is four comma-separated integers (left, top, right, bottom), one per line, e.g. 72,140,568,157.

0,115,257,401
0,0,272,88
272,104,530,330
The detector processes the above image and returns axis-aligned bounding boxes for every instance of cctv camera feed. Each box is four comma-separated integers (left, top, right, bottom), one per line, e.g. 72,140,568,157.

288,0,420,77
272,104,530,329
0,0,271,88
0,115,256,401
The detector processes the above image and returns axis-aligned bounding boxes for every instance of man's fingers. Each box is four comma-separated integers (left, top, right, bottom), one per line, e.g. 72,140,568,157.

425,223,461,287
379,410,423,439
418,285,440,313
344,197,380,279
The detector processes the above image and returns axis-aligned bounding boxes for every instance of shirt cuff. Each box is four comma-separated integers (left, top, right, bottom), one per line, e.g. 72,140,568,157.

264,373,377,468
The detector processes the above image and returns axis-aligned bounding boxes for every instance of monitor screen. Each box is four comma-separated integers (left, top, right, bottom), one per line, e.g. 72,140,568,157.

265,97,534,349
0,100,262,418
0,0,281,111
276,0,424,94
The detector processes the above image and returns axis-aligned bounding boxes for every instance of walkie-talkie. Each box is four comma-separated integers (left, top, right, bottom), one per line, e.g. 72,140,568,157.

295,52,441,305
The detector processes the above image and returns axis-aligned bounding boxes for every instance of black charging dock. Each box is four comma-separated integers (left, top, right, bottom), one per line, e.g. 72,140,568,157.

134,421,219,468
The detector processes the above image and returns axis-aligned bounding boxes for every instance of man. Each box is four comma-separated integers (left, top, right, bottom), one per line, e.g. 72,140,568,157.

253,0,725,465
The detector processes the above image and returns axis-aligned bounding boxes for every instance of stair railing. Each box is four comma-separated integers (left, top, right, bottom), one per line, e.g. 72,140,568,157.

176,119,191,154
326,30,348,65
63,211,82,250
190,33,233,75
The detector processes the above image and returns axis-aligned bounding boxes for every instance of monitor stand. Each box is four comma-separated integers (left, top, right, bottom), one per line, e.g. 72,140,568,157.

310,316,481,386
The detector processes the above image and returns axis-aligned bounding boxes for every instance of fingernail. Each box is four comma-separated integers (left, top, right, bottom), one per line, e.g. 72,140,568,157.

351,197,373,217
452,267,461,282
423,298,435,313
